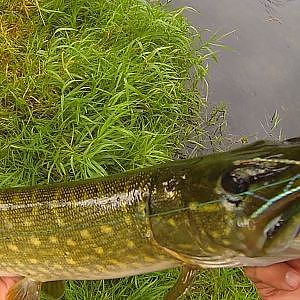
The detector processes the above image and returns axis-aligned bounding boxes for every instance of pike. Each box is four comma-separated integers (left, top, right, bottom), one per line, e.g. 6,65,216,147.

1,138,300,299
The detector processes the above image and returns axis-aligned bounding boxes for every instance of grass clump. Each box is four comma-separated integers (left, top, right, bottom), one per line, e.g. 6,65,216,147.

64,268,258,300
0,0,257,299
0,0,210,185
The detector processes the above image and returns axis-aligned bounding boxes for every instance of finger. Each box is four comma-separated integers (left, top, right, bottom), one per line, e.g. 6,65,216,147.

245,263,300,290
267,288,300,300
288,259,300,270
0,276,22,288
0,276,22,300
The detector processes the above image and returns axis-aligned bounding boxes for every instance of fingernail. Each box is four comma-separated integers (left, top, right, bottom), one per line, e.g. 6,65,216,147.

286,271,300,289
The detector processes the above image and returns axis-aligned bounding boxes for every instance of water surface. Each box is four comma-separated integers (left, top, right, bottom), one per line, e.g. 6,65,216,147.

168,0,300,140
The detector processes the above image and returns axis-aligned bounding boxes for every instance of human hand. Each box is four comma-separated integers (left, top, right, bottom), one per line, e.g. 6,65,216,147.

245,260,300,300
0,276,22,300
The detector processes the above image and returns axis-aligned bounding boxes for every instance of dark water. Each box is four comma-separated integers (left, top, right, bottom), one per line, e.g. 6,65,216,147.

168,0,300,140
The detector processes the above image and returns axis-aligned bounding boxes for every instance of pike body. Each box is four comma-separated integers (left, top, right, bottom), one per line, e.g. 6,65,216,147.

1,138,300,299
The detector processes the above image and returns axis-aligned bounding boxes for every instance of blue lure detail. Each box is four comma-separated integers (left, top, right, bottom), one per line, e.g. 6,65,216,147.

249,173,300,220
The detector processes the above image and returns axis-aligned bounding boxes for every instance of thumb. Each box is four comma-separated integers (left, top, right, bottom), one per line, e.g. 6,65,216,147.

245,263,300,290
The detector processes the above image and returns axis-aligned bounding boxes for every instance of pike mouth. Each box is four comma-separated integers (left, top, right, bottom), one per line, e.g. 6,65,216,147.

251,182,300,249
265,216,285,239
262,211,300,254
265,212,300,240
295,225,300,238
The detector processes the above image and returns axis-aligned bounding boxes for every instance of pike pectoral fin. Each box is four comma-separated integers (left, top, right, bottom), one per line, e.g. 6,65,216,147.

7,278,42,300
164,265,200,300
42,280,65,299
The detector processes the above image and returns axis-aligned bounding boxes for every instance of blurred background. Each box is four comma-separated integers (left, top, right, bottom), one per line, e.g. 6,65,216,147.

167,0,300,141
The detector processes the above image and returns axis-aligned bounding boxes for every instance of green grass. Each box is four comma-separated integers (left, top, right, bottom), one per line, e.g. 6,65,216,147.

0,0,258,299
63,268,258,300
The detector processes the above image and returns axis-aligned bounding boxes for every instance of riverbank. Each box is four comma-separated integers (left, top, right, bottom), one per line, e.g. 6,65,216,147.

1,0,256,299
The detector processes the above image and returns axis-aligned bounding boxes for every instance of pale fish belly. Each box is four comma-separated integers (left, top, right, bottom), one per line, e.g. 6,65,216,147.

180,237,300,269
0,240,182,281
236,237,300,267
0,260,180,281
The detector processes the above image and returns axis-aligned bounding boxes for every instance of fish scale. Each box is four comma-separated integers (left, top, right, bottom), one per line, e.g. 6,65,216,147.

1,138,300,300
0,173,179,285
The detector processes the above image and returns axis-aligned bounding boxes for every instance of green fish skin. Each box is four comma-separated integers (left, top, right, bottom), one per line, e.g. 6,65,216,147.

2,138,300,299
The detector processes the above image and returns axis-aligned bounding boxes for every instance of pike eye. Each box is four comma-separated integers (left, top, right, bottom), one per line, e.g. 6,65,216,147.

221,171,250,194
